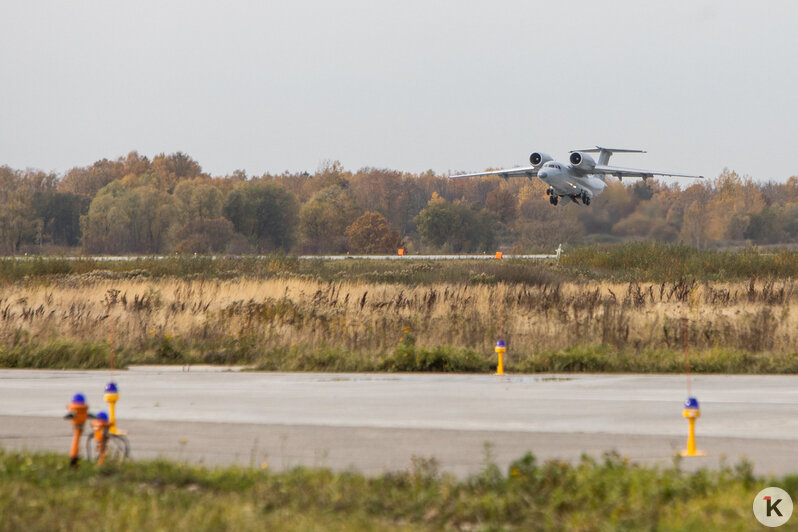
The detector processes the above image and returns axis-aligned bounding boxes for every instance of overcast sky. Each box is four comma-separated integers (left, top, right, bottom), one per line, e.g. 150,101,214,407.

1,1,796,182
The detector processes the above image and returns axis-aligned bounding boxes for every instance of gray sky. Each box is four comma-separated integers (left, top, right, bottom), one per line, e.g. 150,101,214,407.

1,1,796,182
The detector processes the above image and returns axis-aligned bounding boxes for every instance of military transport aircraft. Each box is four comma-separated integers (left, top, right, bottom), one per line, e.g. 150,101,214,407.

451,146,703,205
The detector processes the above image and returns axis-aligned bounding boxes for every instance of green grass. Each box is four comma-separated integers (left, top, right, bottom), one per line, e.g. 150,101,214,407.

3,339,797,375
0,255,563,285
0,340,116,369
0,448,788,531
4,243,796,285
560,242,798,282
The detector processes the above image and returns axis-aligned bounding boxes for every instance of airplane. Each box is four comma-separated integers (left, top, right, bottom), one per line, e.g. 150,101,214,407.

450,146,703,205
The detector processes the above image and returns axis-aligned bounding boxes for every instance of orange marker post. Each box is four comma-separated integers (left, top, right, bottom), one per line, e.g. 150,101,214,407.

64,393,89,468
495,251,503,259
398,248,405,256
91,412,111,465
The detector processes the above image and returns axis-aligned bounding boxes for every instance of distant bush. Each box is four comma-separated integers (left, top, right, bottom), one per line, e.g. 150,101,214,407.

380,344,491,372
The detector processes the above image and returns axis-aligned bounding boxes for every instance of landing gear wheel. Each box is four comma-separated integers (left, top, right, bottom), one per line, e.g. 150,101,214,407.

549,195,559,206
546,187,553,196
582,192,590,205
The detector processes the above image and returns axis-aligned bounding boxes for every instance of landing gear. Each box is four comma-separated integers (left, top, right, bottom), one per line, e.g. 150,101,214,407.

546,187,554,196
549,194,559,206
581,191,591,205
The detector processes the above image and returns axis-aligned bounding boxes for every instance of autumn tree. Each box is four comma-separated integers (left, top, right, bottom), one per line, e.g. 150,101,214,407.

173,218,236,254
349,168,409,231
513,195,584,249
345,212,402,253
151,152,204,192
59,158,126,198
485,187,518,224
299,184,361,252
31,191,88,246
700,170,765,242
0,167,65,252
174,180,224,221
680,200,708,249
414,197,495,252
223,180,299,251
576,180,636,235
0,198,35,253
81,181,176,253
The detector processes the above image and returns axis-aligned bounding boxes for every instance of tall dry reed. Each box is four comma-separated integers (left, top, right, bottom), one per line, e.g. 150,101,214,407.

1,277,795,363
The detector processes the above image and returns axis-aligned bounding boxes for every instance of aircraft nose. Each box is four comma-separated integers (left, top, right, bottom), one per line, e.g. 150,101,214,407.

538,170,548,179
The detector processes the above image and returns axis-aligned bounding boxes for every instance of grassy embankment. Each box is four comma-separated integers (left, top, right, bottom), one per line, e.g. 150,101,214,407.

0,448,786,531
0,243,796,372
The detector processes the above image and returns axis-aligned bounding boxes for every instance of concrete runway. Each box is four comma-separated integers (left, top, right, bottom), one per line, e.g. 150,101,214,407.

1,368,797,477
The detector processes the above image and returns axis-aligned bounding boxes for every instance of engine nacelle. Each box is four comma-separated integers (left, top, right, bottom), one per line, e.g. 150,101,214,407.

529,152,553,168
569,152,596,172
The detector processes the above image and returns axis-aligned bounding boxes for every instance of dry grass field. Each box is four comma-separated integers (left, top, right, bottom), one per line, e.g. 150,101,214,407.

1,272,795,371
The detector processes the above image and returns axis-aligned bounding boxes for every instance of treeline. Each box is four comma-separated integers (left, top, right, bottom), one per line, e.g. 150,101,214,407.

1,151,797,255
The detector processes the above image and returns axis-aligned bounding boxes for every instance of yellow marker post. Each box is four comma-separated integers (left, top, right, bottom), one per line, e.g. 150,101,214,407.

104,382,120,435
680,397,705,457
495,340,506,375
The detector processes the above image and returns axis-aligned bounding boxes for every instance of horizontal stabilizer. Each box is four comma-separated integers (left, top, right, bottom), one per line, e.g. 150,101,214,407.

570,146,646,154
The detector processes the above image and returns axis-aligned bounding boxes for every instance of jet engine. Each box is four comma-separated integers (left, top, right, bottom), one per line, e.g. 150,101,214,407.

529,152,553,168
569,152,596,172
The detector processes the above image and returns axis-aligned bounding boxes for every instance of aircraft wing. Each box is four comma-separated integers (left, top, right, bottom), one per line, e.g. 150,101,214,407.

593,165,704,179
449,166,539,179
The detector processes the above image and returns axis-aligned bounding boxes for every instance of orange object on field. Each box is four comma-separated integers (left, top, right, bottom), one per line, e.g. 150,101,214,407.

398,248,405,256
92,414,111,465
495,251,503,259
65,394,89,467
67,402,88,425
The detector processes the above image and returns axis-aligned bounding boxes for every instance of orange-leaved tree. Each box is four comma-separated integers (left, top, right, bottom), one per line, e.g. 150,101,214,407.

345,211,402,254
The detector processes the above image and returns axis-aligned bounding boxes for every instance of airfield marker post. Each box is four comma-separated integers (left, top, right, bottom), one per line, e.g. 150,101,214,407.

495,340,506,375
104,382,120,435
64,393,89,468
90,412,111,466
680,397,704,457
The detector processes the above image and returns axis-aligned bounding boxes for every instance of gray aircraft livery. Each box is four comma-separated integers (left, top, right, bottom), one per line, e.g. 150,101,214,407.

451,146,703,205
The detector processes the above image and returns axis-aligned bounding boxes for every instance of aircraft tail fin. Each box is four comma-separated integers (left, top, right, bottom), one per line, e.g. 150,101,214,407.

570,146,646,166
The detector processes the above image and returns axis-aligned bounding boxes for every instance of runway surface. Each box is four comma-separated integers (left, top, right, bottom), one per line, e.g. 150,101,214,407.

2,368,797,477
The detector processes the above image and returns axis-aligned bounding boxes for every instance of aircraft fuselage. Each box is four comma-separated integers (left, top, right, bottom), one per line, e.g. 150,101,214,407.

537,161,606,204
